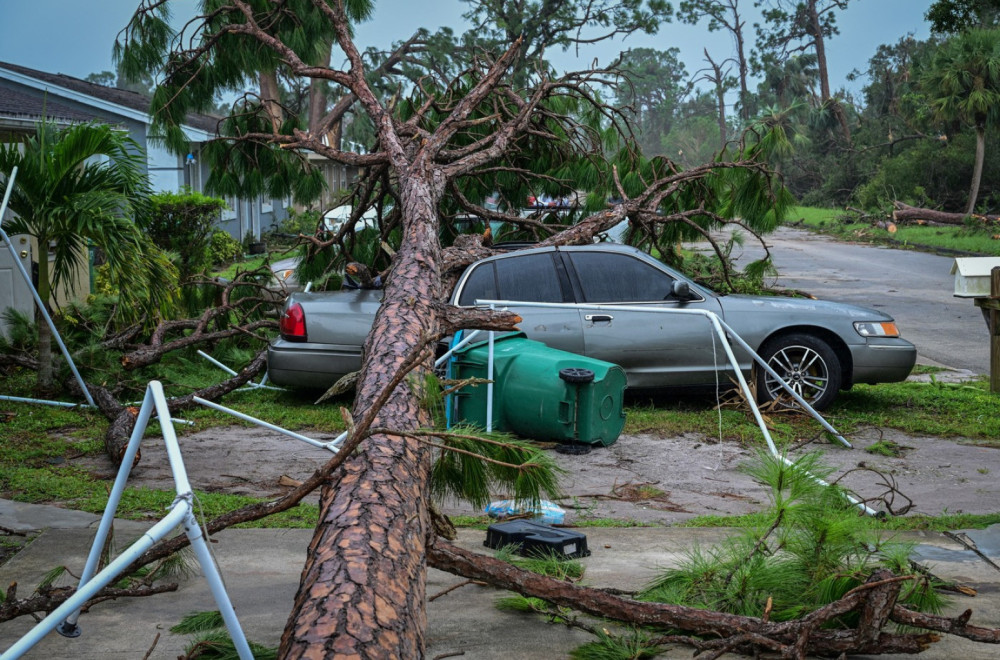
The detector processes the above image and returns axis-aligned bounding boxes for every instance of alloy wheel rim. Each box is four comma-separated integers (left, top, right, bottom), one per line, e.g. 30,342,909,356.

764,345,830,402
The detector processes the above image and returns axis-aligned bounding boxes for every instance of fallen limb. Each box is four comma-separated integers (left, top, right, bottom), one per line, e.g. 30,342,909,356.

0,581,178,624
69,349,268,465
892,605,1000,644
892,202,1000,227
427,539,947,657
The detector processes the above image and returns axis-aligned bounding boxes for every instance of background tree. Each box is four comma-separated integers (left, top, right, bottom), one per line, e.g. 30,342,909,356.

0,121,176,391
615,47,691,156
926,0,1000,33
754,0,852,141
919,28,1000,213
461,0,674,72
694,49,737,147
85,61,157,96
679,0,755,120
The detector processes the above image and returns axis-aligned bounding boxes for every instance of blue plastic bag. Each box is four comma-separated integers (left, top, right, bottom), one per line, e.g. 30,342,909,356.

484,499,565,525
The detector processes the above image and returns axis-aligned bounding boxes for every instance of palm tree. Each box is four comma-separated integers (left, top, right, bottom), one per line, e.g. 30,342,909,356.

0,121,176,390
921,29,1000,214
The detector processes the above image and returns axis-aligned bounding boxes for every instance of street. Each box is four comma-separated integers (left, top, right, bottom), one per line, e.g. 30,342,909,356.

714,226,990,375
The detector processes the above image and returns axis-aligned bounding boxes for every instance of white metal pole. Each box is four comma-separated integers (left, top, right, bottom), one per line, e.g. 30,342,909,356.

474,299,874,516
194,396,342,452
59,386,157,634
1,505,190,660
433,330,482,368
486,330,495,433
182,510,254,660
476,299,850,445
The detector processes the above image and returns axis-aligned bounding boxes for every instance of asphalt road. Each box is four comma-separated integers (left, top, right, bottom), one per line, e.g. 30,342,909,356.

718,226,990,375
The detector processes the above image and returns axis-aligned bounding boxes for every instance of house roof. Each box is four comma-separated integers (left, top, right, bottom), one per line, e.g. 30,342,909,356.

0,60,220,136
0,84,96,126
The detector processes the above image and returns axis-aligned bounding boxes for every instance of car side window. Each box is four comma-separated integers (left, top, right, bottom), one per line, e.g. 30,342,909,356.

495,253,564,302
457,262,499,305
568,252,676,302
458,252,565,304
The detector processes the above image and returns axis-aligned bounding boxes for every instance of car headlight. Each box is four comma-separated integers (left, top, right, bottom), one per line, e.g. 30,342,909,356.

274,269,295,282
854,321,900,338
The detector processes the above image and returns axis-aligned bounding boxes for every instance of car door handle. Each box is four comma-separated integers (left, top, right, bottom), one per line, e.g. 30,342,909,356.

585,314,613,323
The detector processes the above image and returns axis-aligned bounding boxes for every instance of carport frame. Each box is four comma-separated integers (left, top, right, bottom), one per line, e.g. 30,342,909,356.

0,381,253,660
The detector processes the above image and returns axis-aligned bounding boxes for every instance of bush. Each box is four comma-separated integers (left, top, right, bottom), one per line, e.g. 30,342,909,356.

209,230,243,265
145,191,228,280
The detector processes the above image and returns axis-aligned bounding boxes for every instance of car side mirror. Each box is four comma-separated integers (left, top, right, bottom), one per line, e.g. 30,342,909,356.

671,280,691,301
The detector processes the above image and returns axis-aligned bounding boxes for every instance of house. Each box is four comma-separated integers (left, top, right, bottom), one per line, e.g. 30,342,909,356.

0,60,290,242
0,61,291,335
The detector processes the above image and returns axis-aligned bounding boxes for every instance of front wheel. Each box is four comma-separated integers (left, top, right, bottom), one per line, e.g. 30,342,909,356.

755,334,842,411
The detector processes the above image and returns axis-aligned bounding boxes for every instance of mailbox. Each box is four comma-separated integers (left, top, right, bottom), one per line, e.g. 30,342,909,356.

951,258,1000,298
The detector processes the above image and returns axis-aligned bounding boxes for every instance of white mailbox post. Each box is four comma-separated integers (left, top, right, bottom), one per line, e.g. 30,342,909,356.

952,258,1000,393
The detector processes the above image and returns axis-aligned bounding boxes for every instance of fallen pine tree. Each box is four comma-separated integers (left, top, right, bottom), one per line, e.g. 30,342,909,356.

892,202,1000,227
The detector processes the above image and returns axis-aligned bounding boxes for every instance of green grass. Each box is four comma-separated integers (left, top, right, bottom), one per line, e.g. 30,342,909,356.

681,510,1000,532
789,205,1000,256
0,361,335,527
212,255,271,280
624,377,1000,446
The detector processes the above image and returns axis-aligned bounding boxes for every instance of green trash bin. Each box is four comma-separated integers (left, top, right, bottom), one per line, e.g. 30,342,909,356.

450,332,627,446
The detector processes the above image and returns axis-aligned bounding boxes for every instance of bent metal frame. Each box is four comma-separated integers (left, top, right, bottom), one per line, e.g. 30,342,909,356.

1,380,254,660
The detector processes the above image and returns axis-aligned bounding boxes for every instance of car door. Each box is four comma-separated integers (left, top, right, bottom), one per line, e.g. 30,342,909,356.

455,250,585,355
562,249,728,387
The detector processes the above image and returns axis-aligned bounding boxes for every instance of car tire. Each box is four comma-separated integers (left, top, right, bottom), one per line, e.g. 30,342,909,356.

755,334,841,411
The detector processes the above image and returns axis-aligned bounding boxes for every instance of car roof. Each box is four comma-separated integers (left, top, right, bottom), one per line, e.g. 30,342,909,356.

484,242,645,260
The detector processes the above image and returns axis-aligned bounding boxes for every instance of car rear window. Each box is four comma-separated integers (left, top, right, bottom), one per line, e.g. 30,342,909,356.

568,251,675,302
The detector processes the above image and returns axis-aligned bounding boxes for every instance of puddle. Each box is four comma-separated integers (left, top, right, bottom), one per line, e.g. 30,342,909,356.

912,523,1000,564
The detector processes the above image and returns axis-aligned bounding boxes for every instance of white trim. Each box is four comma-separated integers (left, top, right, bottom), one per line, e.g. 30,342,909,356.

0,68,212,141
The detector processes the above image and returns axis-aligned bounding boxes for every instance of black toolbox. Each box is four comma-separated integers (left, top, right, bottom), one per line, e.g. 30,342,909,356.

484,520,591,558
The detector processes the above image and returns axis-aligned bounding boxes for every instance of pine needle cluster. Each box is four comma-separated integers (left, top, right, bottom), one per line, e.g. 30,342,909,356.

640,452,947,622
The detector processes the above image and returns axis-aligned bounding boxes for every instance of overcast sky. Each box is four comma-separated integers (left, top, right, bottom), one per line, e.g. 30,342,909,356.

0,0,934,104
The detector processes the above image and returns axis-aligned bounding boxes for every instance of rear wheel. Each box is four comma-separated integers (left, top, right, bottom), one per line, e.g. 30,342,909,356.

755,334,841,411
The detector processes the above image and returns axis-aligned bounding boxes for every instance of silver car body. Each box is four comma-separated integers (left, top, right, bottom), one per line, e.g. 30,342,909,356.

267,244,916,401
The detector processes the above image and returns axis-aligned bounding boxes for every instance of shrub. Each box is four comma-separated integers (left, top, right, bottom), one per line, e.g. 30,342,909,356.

209,230,243,265
146,191,228,280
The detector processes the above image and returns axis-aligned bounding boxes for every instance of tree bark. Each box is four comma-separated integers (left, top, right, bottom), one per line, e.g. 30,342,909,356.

893,201,1000,226
278,174,443,658
967,125,986,215
808,1,851,144
34,234,54,393
260,71,284,133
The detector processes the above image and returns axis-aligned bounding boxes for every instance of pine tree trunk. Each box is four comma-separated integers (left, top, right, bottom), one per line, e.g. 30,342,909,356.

966,125,986,215
278,172,442,658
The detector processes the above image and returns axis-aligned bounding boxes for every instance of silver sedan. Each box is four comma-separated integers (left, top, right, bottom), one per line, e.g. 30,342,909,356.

267,244,917,409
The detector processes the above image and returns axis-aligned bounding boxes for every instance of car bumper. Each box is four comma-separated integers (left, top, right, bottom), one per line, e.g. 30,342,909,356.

849,338,917,385
266,339,362,389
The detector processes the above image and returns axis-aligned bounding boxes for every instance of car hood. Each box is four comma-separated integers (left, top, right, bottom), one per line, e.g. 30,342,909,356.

717,294,895,322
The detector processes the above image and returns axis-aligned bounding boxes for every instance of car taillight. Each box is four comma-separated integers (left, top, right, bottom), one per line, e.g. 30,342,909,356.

280,302,307,342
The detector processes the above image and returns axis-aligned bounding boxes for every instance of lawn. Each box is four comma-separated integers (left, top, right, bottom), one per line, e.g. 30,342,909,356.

789,206,1000,256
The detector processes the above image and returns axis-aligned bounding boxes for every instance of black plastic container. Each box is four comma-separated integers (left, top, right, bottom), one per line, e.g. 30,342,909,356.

484,520,590,559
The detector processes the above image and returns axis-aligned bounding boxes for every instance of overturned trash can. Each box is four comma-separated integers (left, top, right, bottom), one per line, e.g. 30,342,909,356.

449,332,627,446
